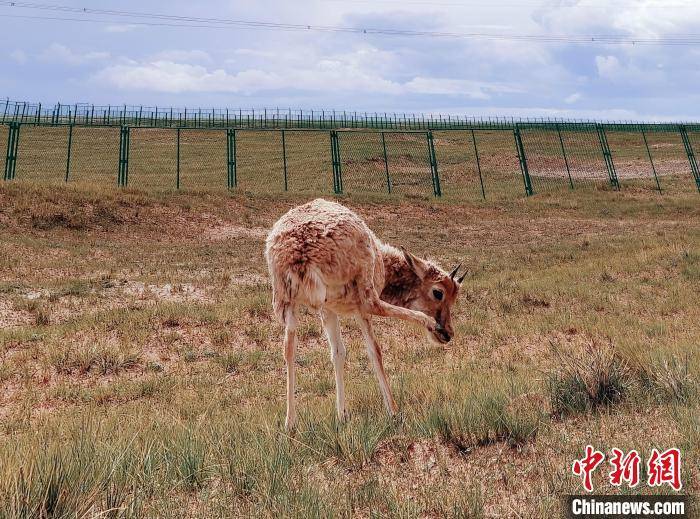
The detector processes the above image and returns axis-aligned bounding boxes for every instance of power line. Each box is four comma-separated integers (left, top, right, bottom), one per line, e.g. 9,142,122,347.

1,1,699,46
322,0,700,8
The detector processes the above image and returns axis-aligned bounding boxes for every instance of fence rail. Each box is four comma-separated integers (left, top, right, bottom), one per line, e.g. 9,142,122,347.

6,99,700,132
2,121,700,198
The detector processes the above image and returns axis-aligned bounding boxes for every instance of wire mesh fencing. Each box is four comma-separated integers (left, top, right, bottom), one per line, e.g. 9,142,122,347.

14,125,68,185
236,130,285,193
605,127,660,192
1,124,11,180
643,130,690,193
283,130,334,194
471,129,527,199
519,126,575,193
179,129,228,190
68,127,120,187
431,130,484,201
1,122,699,198
682,128,700,192
128,128,178,191
336,131,438,196
335,131,389,194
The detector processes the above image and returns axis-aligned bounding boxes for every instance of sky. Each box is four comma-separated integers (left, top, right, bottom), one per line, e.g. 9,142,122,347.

2,0,700,121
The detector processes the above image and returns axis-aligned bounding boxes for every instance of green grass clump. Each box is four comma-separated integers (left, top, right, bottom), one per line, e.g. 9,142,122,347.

412,371,544,449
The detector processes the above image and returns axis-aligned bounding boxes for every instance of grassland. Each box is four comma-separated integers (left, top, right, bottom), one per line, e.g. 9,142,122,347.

0,182,698,518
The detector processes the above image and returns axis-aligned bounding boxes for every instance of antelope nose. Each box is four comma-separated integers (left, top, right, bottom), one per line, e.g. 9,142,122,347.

435,324,451,343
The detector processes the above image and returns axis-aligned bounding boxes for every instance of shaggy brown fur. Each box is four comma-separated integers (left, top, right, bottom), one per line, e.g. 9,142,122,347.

265,198,463,429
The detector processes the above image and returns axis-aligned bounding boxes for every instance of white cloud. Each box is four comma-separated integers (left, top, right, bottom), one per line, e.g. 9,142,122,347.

93,57,517,100
94,61,282,94
405,77,520,98
537,0,700,39
435,105,641,121
231,49,277,59
150,50,212,64
9,49,27,64
39,43,110,66
594,54,664,84
104,24,139,33
595,55,620,79
564,92,582,104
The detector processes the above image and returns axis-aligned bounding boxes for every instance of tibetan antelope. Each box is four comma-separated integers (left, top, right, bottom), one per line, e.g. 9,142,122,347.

265,199,464,429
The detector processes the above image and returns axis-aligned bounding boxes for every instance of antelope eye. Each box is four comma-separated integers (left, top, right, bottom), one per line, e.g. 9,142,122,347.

432,289,444,301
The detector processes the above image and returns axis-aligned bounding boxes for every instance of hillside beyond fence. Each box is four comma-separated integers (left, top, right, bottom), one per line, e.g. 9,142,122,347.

2,120,700,199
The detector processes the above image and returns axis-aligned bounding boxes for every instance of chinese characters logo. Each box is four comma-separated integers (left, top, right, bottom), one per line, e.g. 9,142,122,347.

572,445,682,492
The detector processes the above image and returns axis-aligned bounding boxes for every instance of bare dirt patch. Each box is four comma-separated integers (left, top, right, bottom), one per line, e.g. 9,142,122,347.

205,223,268,241
0,299,34,329
120,281,211,303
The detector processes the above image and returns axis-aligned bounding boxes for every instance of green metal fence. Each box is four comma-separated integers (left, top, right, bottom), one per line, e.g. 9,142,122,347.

2,121,700,198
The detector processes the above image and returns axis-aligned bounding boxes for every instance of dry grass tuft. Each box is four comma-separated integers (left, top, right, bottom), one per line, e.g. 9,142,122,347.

547,340,634,417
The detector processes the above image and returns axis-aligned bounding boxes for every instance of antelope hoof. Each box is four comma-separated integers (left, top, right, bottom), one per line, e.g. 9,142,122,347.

426,317,438,333
285,414,297,431
391,410,404,425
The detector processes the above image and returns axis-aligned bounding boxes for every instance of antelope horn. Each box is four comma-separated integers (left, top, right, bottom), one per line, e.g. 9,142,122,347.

457,270,468,283
449,263,461,279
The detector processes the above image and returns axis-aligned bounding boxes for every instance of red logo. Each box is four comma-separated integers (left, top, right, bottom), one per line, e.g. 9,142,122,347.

572,445,605,492
572,446,682,492
608,448,641,488
647,448,682,491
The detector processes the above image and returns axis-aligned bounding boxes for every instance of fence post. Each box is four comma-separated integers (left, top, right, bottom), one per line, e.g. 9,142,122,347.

226,129,237,188
4,122,20,181
513,125,533,196
281,131,289,191
281,129,288,191
176,128,181,190
679,125,700,193
330,131,337,193
427,131,442,197
337,131,343,193
118,125,130,187
640,127,662,193
471,129,486,199
65,124,73,182
381,131,392,194
556,123,574,189
330,130,343,194
596,124,620,189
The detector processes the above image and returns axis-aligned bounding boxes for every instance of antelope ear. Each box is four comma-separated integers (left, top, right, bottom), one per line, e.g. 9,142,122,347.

400,246,428,279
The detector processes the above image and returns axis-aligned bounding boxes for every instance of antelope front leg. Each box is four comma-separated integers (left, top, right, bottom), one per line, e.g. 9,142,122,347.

356,315,397,416
321,309,347,422
365,297,439,334
283,309,298,430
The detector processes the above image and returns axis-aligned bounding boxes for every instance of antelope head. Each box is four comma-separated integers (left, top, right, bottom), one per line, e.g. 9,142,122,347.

400,248,466,344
